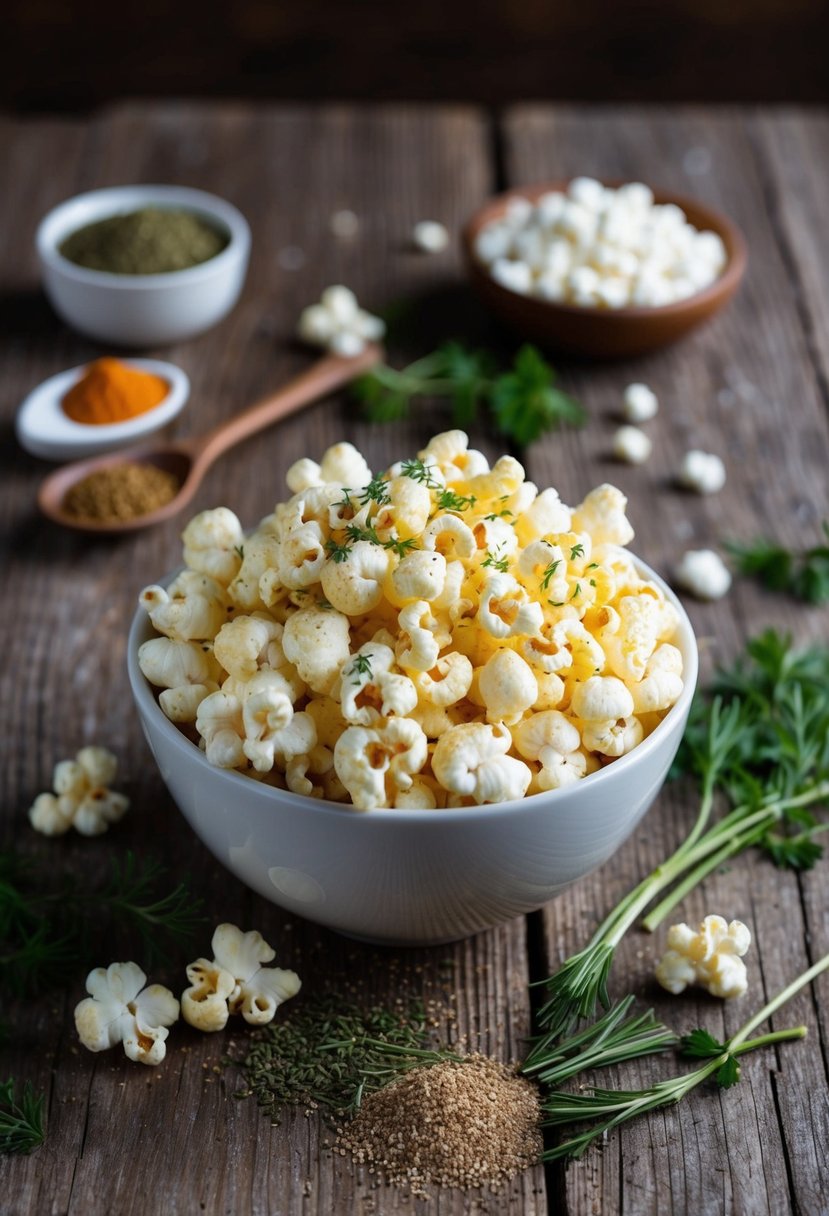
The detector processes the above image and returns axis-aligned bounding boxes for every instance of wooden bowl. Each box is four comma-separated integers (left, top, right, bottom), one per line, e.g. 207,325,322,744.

462,181,747,359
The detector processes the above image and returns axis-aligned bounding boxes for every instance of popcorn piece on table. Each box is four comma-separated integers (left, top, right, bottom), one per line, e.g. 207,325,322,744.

613,425,653,465
622,383,659,423
29,746,129,837
297,285,385,357
182,923,301,1032
655,915,751,999
678,449,727,495
675,549,732,600
412,220,450,253
75,961,179,1065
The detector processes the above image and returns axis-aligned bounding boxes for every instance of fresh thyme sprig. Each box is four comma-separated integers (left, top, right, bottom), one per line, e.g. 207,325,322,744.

0,1078,45,1155
354,341,584,447
531,630,829,1042
539,953,826,1161
727,522,829,603
0,850,204,994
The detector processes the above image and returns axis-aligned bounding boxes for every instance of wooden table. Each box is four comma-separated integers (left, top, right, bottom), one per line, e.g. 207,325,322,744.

1,104,828,1216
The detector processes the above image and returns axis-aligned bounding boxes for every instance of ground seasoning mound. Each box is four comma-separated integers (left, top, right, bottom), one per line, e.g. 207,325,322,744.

63,463,179,521
59,207,228,275
336,1054,542,1193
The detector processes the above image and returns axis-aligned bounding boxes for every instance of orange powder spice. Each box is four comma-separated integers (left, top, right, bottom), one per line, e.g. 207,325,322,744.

62,357,168,426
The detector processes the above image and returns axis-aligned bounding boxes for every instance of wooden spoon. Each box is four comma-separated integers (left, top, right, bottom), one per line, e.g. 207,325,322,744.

37,344,383,534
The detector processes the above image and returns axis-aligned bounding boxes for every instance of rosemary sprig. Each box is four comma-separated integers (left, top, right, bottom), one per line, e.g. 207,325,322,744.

354,341,583,448
0,1079,45,1155
540,953,826,1161
532,630,829,1041
0,850,204,994
727,522,829,603
522,995,676,1084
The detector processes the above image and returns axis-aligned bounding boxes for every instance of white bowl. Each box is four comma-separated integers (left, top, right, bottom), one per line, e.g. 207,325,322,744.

15,358,190,461
36,185,251,347
127,558,698,946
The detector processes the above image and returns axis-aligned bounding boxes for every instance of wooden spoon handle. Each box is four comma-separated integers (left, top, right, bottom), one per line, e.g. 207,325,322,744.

191,343,383,473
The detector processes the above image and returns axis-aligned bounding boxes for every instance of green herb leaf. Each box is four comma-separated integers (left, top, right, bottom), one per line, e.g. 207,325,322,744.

481,550,510,573
0,1079,45,1155
715,1056,741,1088
490,346,585,447
325,539,351,564
727,523,829,604
437,489,477,513
354,341,582,448
680,1028,727,1058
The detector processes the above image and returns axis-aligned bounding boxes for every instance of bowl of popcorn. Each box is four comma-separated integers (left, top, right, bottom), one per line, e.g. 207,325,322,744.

128,431,698,945
463,178,747,358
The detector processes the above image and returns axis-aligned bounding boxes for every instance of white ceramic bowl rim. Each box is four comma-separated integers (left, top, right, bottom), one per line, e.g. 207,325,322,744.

36,184,251,290
128,553,698,825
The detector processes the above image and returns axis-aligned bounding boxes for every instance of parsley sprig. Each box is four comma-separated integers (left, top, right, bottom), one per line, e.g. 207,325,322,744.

727,523,829,604
0,1078,45,1155
354,341,583,447
526,629,829,1044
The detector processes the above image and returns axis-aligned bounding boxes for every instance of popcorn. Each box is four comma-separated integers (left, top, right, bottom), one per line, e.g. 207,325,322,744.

675,549,732,601
475,179,728,308
29,746,129,837
75,962,179,1065
182,923,300,1032
622,383,659,423
297,284,385,357
678,449,727,495
139,432,685,810
412,220,450,253
613,426,653,465
655,915,751,999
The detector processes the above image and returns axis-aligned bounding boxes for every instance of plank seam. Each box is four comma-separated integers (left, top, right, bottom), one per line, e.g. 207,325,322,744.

745,119,829,422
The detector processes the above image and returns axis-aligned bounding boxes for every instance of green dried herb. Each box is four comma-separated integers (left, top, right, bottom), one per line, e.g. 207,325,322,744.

59,208,228,275
229,996,458,1121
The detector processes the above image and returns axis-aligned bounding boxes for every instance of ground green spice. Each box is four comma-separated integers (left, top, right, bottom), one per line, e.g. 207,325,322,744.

59,208,228,275
229,995,458,1122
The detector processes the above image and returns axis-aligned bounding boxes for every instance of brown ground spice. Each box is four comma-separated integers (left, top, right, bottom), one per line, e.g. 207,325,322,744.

63,462,179,522
336,1054,542,1193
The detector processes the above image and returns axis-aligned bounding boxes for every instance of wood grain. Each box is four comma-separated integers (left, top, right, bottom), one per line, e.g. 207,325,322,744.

1,103,828,1216
504,104,829,1216
0,103,546,1216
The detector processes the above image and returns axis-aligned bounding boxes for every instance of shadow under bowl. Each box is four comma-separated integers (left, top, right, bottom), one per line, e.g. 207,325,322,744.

127,557,698,947
462,181,747,359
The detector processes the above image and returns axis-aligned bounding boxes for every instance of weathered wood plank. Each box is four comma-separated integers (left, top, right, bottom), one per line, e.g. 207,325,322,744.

0,102,548,1215
502,104,829,1215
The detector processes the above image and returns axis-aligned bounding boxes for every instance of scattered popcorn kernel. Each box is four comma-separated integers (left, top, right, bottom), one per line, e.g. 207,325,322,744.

613,426,653,465
621,383,659,423
678,449,727,495
182,923,301,1031
29,746,129,837
139,431,684,810
655,915,751,999
675,549,732,600
297,284,385,357
75,962,179,1065
412,220,450,253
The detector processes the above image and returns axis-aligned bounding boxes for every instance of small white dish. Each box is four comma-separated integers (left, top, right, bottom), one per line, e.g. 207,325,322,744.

36,185,251,347
16,358,190,461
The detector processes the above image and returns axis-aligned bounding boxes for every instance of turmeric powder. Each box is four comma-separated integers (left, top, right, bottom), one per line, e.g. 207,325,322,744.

62,358,168,425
